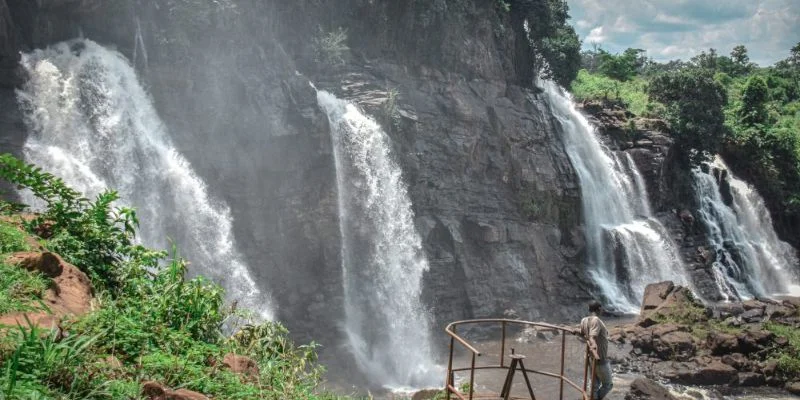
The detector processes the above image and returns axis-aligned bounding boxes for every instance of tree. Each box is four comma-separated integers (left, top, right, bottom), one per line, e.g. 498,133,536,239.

738,75,769,126
731,45,749,66
596,48,645,81
690,48,718,70
789,42,800,67
648,69,728,165
728,45,754,76
512,0,582,87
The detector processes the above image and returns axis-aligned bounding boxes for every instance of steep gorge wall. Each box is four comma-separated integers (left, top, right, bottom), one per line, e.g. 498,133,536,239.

0,0,590,349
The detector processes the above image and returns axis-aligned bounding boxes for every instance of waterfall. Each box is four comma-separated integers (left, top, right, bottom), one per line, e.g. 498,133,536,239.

316,90,437,388
15,39,273,320
693,157,800,299
541,82,689,312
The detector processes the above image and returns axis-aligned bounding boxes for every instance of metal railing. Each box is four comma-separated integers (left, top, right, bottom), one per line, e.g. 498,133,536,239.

444,319,597,400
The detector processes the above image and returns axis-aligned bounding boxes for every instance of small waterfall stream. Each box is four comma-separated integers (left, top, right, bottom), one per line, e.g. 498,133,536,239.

15,39,272,319
541,82,690,312
693,157,800,299
316,90,437,388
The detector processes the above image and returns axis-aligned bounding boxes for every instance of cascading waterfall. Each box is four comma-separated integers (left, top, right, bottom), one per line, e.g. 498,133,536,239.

541,81,689,312
15,39,272,319
316,90,437,388
693,157,800,299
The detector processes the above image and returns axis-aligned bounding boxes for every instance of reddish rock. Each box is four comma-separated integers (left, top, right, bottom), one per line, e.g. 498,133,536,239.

655,359,738,385
142,381,167,398
0,252,92,329
761,360,778,376
651,323,682,338
720,353,749,370
693,360,739,385
781,297,800,309
765,304,794,319
5,251,63,277
786,381,800,395
737,372,765,387
142,382,209,400
707,332,738,355
737,330,774,355
654,331,695,361
625,377,677,400
222,353,259,378
641,281,675,312
742,300,766,311
166,389,209,400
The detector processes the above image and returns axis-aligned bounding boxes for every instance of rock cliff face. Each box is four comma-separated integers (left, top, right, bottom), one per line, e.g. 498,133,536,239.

0,0,590,352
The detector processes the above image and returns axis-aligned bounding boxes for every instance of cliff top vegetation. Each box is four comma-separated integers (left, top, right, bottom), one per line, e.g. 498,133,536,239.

570,42,800,247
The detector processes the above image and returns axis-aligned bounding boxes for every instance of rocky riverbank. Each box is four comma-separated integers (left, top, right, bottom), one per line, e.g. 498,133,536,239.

607,281,800,397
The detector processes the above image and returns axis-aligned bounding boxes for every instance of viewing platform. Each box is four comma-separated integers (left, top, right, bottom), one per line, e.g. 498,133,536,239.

444,319,597,400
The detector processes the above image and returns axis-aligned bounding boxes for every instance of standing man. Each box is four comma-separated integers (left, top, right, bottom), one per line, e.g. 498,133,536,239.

580,301,613,400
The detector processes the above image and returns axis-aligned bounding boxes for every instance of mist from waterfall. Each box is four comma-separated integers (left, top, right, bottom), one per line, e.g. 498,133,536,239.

693,157,800,299
316,90,438,389
541,81,690,312
15,39,272,319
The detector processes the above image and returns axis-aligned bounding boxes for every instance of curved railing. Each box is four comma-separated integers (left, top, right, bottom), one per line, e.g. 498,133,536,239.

444,319,597,400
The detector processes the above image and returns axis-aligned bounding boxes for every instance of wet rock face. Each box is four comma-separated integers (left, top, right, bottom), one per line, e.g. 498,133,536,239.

0,0,589,348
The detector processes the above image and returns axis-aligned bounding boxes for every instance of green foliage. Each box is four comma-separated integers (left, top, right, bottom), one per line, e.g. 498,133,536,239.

597,48,646,82
0,155,337,399
0,154,145,291
572,41,800,247
738,75,769,126
496,0,511,12
0,220,30,254
648,69,728,165
0,220,44,315
516,0,582,87
311,26,350,66
0,262,48,315
1,322,102,398
765,322,800,377
539,24,582,88
570,70,660,117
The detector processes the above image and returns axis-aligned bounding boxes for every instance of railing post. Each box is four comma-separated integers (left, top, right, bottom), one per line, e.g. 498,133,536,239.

469,352,476,400
559,332,566,400
500,320,506,368
447,334,454,400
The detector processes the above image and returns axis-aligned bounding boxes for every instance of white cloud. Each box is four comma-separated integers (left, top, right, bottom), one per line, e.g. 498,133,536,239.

567,0,800,65
585,26,607,44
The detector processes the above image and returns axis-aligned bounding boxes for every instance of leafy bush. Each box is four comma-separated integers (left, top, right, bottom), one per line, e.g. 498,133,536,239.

571,70,660,117
311,26,349,66
765,322,800,377
0,154,338,399
0,154,144,291
648,69,728,165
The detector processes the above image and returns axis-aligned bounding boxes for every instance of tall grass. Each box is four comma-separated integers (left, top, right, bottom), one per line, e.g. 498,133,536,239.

570,69,664,117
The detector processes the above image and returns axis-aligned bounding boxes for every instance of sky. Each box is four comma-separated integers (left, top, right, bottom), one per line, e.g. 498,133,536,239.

566,0,800,66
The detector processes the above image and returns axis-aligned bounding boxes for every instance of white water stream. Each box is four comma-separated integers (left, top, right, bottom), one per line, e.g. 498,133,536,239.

16,39,272,319
542,82,690,312
693,157,800,299
317,90,438,389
